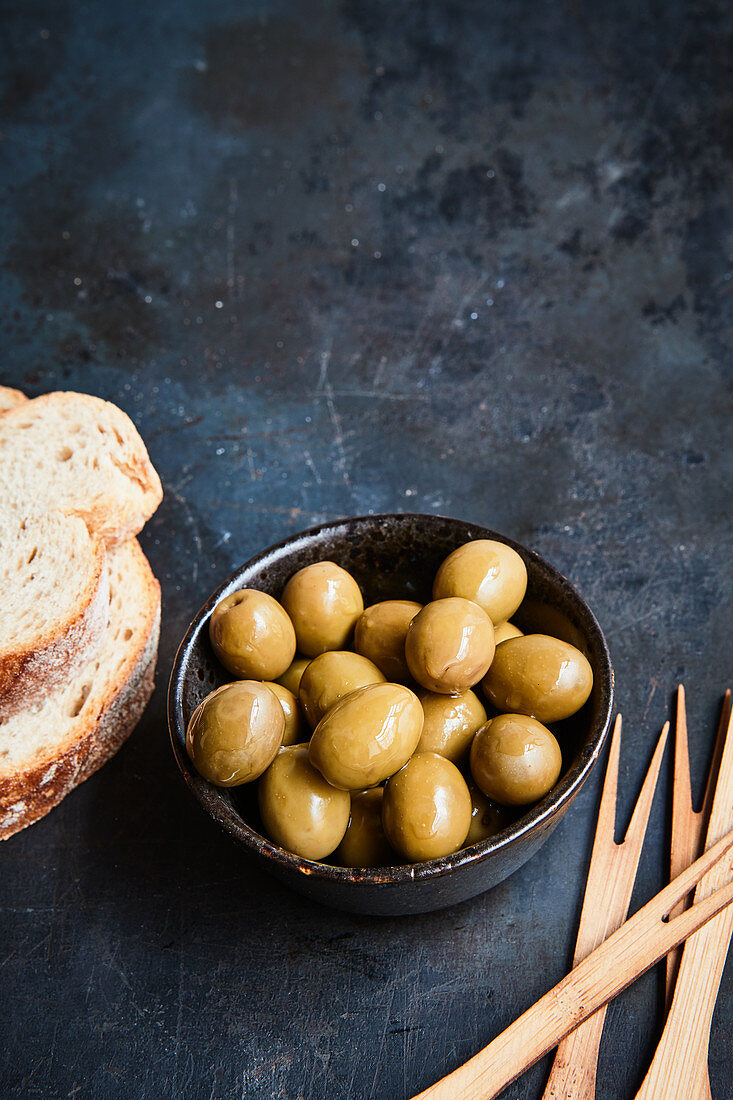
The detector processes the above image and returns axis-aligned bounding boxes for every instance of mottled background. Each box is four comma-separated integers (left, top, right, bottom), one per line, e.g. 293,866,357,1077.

1,1,732,1097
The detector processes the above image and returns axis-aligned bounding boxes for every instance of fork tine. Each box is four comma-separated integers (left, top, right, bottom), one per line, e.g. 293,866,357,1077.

596,713,622,844
623,720,670,849
666,686,698,1008
666,686,732,1010
670,685,695,879
701,688,731,821
544,719,668,1099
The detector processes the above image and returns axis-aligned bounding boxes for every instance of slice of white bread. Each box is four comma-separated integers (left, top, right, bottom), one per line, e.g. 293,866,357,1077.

0,391,163,546
0,385,28,414
0,512,109,719
0,538,161,840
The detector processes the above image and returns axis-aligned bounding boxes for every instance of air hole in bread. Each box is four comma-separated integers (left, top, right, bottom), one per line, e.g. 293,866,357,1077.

114,429,124,446
68,683,91,717
123,628,133,641
27,547,38,564
195,668,205,682
57,445,73,462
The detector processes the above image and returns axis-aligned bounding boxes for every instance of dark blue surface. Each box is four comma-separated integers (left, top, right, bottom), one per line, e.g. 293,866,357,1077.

1,2,731,1097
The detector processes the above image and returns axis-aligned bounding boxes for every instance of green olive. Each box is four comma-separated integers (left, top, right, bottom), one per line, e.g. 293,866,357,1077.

482,634,593,722
262,682,306,745
309,682,424,790
276,656,311,696
433,539,527,626
281,561,364,656
258,744,351,860
493,621,523,644
470,714,562,806
186,681,284,786
405,597,495,694
354,600,423,682
416,689,487,764
382,753,472,862
298,650,386,728
209,589,296,680
465,784,508,845
334,788,394,867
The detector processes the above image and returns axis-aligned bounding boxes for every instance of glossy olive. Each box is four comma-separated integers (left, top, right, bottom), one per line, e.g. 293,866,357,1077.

416,689,487,764
262,682,306,745
493,621,523,644
298,650,386,729
470,714,562,806
334,788,394,867
465,784,508,845
280,561,364,657
482,634,593,722
382,753,472,862
309,682,424,790
276,656,311,696
258,744,351,860
354,600,423,682
433,539,527,626
186,681,284,786
405,597,496,695
209,589,296,680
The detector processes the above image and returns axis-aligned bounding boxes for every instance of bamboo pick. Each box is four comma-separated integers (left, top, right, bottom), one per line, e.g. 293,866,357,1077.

542,716,669,1100
635,694,733,1100
665,686,731,1011
410,826,733,1100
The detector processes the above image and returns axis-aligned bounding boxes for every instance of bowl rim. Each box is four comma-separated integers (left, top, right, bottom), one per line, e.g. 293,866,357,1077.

168,512,615,889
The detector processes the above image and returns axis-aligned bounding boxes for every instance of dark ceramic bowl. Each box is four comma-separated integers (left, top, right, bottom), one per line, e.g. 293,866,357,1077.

168,514,614,916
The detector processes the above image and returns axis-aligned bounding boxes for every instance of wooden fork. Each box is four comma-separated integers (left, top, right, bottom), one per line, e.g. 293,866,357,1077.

541,715,669,1099
635,690,733,1100
410,808,733,1099
665,686,731,1012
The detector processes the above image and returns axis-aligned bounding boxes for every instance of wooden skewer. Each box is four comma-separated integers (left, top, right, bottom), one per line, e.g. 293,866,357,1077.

542,716,669,1100
410,826,733,1100
665,686,731,1011
635,693,733,1100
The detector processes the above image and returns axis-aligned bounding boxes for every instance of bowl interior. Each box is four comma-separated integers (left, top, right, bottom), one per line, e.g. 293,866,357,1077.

169,513,614,889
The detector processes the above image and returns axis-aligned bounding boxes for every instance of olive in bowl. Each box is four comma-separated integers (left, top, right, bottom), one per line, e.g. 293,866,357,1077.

281,561,363,656
258,745,351,861
433,538,527,625
208,589,296,681
382,752,472,862
416,689,487,764
335,788,394,868
168,513,614,916
185,680,285,786
298,650,385,729
470,714,562,806
482,634,593,723
405,597,495,694
354,599,422,682
308,682,423,790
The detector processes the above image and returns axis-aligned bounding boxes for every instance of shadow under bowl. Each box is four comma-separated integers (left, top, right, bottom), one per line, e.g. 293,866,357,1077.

168,513,614,916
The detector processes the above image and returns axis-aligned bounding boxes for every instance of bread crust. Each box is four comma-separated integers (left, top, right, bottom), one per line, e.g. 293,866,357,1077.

0,541,161,839
0,386,27,414
0,533,109,720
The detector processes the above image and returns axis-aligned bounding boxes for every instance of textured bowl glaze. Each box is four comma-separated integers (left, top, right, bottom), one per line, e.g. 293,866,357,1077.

168,514,614,916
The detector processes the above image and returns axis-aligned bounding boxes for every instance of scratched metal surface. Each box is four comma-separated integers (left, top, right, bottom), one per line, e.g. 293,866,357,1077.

1,1,732,1097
